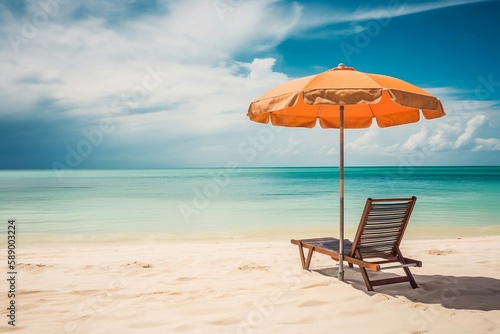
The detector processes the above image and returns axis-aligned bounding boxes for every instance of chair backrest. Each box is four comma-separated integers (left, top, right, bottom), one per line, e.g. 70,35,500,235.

349,197,417,259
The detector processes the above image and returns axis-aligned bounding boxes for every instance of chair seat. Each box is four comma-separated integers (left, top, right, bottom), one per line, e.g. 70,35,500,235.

292,237,353,255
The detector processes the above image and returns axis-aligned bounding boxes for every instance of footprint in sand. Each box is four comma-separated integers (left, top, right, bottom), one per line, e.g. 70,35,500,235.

238,264,270,271
126,261,153,268
427,248,458,256
16,263,49,272
298,300,328,307
175,276,197,282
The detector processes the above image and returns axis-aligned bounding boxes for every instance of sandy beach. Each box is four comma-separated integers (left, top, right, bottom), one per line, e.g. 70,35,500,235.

1,233,500,333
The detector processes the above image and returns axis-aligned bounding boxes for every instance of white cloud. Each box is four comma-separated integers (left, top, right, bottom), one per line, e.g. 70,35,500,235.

245,58,286,80
315,145,337,156
267,136,306,156
159,0,301,58
455,115,489,148
346,129,381,152
401,127,430,151
473,138,500,151
291,0,492,36
0,0,297,135
427,123,461,151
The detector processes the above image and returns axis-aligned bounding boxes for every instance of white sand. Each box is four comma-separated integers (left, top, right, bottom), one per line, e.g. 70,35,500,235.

1,234,500,333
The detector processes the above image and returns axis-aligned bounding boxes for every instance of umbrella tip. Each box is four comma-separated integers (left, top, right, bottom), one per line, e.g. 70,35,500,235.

333,63,355,71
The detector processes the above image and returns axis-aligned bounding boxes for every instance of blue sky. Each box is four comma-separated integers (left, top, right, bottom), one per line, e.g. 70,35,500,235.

1,0,499,169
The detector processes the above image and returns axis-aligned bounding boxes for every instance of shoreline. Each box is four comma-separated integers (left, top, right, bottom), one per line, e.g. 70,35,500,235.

1,224,499,246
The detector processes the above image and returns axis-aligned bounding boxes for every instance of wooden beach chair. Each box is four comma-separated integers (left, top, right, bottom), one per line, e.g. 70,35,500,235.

291,197,421,291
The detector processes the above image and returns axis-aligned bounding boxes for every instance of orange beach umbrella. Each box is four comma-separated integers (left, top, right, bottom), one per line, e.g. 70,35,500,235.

247,63,445,281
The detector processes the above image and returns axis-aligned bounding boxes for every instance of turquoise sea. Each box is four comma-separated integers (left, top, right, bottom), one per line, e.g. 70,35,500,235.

0,167,499,236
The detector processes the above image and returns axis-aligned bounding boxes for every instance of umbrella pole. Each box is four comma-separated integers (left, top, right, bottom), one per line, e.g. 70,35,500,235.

339,105,345,281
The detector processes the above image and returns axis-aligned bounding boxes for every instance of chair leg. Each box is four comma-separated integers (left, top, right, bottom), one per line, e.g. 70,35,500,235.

304,247,314,270
359,266,374,291
395,246,418,289
354,249,374,291
403,266,418,289
297,242,314,270
297,242,306,269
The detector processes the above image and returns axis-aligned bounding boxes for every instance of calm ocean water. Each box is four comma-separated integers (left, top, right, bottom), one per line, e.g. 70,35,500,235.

0,167,499,235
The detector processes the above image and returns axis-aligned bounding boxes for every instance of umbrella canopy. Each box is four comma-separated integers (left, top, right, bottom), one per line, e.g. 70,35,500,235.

246,63,445,281
248,63,445,128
